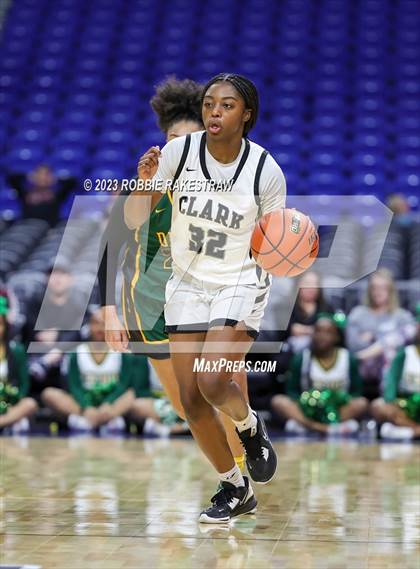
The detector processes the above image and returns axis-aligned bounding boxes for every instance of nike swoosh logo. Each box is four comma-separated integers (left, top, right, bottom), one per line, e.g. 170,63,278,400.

155,208,165,213
186,167,196,171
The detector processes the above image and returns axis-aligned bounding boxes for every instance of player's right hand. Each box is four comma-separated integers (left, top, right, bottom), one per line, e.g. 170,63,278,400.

137,146,161,180
102,306,130,353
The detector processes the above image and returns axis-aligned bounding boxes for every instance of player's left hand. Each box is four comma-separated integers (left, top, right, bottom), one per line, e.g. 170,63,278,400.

102,306,130,353
137,146,161,180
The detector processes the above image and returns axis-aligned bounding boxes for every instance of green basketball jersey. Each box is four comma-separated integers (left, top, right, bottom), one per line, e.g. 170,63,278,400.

121,192,172,343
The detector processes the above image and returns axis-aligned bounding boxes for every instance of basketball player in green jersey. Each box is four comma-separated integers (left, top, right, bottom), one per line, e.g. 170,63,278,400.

98,77,247,470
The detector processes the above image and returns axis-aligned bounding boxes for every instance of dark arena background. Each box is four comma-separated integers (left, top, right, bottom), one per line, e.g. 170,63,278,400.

0,0,419,568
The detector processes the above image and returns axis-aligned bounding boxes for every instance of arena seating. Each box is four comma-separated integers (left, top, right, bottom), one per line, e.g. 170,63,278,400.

0,0,419,306
0,0,419,204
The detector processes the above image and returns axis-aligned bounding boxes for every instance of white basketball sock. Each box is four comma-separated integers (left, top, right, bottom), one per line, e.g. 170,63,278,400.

233,405,258,435
219,464,245,488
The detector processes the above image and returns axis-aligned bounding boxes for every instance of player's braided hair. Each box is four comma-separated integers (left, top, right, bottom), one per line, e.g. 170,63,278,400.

150,76,204,134
201,73,259,137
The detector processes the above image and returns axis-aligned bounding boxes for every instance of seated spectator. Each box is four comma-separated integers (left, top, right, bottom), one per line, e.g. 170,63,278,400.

346,269,416,397
24,260,86,395
371,312,420,440
7,164,77,226
0,284,25,339
41,309,134,433
0,298,37,433
286,271,333,353
129,359,189,437
271,314,368,435
386,193,416,228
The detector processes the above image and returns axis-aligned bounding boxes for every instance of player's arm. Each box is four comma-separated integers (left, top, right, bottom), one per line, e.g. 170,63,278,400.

124,146,159,230
258,155,287,218
124,138,183,229
98,191,130,307
98,192,131,352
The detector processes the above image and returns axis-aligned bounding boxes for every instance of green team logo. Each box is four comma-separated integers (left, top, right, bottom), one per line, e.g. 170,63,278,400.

291,214,301,234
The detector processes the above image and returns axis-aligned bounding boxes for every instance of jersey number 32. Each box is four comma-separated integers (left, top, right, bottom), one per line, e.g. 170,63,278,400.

188,224,227,259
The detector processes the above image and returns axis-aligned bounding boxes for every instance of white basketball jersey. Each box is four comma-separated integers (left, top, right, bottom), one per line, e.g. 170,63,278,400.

155,131,286,286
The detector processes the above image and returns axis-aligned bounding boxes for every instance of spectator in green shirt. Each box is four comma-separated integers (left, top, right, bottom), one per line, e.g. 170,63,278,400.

0,298,37,433
272,314,368,435
371,316,420,440
42,309,135,432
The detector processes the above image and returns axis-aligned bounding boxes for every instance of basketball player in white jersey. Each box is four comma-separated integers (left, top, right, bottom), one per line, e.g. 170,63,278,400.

126,74,286,523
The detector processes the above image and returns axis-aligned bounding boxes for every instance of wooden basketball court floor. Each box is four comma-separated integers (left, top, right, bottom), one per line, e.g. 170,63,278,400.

0,436,419,569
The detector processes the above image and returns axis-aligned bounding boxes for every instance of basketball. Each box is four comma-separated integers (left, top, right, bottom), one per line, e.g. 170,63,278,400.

251,208,319,277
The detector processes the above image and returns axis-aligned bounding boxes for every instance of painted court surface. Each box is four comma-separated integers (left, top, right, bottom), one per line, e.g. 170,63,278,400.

1,437,419,568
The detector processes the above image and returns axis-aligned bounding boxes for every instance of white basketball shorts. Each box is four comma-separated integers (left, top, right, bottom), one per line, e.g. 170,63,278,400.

164,270,270,339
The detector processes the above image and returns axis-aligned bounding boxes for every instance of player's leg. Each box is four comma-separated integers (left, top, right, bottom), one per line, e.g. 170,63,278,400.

151,355,248,456
130,397,190,436
169,331,257,523
197,324,277,484
0,397,38,429
164,272,246,463
220,368,248,471
169,332,235,472
149,357,186,420
197,332,250,421
152,356,245,464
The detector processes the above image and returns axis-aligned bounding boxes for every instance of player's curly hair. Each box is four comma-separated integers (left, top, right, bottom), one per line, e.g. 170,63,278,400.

201,73,259,137
150,77,204,134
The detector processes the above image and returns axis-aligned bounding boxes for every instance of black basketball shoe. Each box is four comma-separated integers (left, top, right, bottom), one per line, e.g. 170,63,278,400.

199,476,257,524
237,412,277,484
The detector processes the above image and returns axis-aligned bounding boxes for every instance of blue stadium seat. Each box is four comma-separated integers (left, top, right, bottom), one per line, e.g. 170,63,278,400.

307,169,347,195
6,146,45,171
0,0,417,214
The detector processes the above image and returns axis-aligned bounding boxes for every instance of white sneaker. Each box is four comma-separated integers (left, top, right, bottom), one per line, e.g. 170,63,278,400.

285,419,307,435
68,414,93,431
143,417,170,437
102,416,126,432
11,417,30,434
328,419,359,436
380,422,414,440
